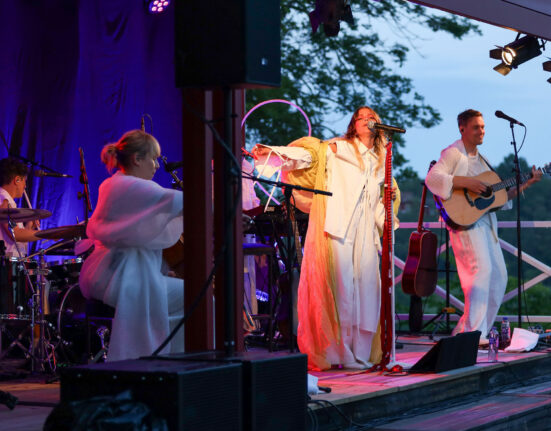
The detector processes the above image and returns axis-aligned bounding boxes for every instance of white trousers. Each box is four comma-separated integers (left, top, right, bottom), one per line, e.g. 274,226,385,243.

450,216,507,339
324,187,380,368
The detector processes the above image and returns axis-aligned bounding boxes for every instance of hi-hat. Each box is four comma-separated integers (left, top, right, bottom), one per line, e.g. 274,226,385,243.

0,208,52,223
35,224,86,240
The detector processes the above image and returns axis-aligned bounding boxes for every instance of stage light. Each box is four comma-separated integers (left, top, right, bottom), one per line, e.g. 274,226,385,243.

309,0,354,37
543,60,551,84
146,0,170,14
489,35,543,76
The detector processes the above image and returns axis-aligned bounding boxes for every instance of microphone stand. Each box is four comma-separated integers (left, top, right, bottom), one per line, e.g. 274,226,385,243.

509,123,523,328
7,153,64,176
161,156,184,190
242,174,332,352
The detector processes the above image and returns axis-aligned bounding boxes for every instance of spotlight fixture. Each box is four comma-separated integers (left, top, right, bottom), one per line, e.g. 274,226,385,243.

489,35,543,76
543,60,551,84
309,0,354,37
146,0,170,14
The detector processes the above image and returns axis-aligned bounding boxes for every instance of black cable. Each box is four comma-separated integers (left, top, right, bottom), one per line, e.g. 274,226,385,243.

517,125,527,153
151,94,243,356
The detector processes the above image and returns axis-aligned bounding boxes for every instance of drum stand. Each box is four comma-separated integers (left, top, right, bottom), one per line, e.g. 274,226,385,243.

0,217,58,373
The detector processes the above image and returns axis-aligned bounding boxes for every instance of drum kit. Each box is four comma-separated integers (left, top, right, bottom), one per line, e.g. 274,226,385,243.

0,207,100,372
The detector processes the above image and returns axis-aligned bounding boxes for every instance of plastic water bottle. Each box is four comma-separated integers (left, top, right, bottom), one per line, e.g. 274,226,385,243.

500,317,511,349
488,327,499,362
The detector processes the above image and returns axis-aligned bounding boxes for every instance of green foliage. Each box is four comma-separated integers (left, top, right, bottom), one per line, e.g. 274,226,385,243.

245,0,480,175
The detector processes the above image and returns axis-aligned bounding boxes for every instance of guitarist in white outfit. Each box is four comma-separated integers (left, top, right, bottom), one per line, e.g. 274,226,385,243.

425,109,542,344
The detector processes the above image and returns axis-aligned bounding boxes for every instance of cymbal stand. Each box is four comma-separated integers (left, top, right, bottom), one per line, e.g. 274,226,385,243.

1,211,57,372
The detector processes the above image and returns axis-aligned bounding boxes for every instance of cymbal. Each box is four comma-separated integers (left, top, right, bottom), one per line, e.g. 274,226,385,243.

0,208,52,223
35,224,87,240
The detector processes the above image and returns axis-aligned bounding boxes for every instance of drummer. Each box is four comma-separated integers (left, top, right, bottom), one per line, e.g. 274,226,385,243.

0,158,40,257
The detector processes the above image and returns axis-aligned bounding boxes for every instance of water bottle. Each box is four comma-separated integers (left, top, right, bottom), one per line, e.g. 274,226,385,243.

488,327,499,362
500,317,511,349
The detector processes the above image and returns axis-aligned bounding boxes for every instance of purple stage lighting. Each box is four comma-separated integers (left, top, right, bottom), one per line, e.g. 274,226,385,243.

147,0,170,14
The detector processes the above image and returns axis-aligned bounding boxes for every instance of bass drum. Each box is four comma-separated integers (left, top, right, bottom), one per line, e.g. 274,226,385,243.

54,283,88,363
54,283,112,364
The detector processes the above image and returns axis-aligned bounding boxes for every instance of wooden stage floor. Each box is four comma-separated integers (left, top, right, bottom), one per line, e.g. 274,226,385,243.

1,334,551,430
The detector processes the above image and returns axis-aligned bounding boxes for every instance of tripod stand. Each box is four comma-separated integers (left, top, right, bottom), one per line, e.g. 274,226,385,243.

422,227,461,339
0,209,60,374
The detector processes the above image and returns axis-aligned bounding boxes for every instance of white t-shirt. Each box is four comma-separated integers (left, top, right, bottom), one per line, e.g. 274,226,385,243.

0,187,26,257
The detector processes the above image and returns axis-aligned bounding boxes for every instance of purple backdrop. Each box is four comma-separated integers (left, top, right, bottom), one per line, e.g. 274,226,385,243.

0,0,183,254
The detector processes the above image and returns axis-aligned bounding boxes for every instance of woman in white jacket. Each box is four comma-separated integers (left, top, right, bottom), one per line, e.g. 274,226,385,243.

254,106,388,370
79,130,184,361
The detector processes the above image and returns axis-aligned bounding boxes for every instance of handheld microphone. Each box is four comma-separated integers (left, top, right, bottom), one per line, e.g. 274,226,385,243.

164,160,184,171
33,170,72,178
495,110,524,127
367,120,406,134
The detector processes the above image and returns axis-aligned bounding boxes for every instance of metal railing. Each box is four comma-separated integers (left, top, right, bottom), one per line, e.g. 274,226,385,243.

396,221,551,324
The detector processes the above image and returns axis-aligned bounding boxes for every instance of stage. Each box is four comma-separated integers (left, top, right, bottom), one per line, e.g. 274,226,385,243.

1,334,551,430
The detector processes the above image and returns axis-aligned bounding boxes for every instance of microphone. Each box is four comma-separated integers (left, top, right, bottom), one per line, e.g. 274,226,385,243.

164,160,184,171
495,110,524,126
33,170,72,178
141,115,145,131
367,120,406,134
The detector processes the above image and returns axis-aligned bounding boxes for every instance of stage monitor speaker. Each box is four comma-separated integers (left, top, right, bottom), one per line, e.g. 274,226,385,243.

60,359,243,430
175,0,281,88
409,330,481,373
170,351,307,431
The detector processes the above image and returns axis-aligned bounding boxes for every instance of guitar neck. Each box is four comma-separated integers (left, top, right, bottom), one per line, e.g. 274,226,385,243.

492,172,531,192
417,161,436,231
417,184,428,232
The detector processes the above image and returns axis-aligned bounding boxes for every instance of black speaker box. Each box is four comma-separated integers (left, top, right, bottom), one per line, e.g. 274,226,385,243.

409,331,481,373
60,359,243,430
175,0,281,88
170,351,307,431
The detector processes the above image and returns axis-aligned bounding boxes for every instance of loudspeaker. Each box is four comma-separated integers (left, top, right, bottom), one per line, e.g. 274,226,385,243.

172,351,307,431
410,331,481,373
175,0,281,88
60,359,242,430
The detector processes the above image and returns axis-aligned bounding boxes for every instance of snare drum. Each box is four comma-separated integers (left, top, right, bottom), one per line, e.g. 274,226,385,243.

0,257,36,319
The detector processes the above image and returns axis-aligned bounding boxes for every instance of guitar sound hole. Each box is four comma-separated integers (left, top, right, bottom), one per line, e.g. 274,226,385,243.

480,186,492,198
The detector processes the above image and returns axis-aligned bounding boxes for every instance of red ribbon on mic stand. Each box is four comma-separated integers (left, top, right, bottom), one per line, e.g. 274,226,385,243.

374,139,402,373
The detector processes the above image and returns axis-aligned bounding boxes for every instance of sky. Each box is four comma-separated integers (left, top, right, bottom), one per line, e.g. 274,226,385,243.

327,13,550,177
383,18,549,176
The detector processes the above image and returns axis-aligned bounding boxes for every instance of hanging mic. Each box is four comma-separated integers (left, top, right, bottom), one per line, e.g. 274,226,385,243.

495,110,524,126
141,115,145,131
33,170,72,178
367,120,406,134
163,160,184,171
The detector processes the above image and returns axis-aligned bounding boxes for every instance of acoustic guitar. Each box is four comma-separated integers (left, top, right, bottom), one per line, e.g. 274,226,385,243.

402,162,438,298
402,162,438,333
434,164,550,230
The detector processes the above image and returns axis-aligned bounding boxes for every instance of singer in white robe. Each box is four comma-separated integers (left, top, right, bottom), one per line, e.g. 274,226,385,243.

79,130,184,361
254,106,389,370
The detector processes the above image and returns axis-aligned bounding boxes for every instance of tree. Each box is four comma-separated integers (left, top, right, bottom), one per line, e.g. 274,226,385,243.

245,0,480,176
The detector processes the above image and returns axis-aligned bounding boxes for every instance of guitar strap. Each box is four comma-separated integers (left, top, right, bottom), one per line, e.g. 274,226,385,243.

478,153,501,178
